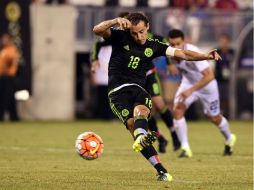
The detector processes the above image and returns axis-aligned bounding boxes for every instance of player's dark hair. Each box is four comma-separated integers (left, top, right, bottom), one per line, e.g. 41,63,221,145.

118,12,129,18
168,29,185,40
126,12,149,26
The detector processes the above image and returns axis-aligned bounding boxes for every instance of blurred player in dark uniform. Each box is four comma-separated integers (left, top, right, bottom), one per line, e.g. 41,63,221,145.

145,33,181,153
93,12,221,181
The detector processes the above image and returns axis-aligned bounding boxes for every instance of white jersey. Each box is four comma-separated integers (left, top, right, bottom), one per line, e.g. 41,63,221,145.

94,45,112,85
174,43,220,116
175,43,217,93
176,43,210,83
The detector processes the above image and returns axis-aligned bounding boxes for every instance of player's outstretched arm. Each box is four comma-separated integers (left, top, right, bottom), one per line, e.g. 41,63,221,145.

93,18,131,38
166,47,222,61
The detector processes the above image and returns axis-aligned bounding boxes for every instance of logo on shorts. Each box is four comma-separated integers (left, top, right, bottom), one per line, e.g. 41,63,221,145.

144,48,153,57
152,83,160,95
121,109,129,117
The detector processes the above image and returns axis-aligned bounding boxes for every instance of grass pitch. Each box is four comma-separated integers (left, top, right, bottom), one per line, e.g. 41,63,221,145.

0,120,252,190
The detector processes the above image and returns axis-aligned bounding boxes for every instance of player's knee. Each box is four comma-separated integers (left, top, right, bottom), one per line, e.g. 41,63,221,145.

208,114,222,125
126,118,134,132
133,105,150,119
173,104,185,119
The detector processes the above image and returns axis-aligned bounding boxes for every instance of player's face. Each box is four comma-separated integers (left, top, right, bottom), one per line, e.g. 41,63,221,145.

129,21,149,45
168,37,184,49
219,36,230,50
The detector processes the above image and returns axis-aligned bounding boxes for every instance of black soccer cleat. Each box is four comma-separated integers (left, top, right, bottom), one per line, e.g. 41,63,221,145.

132,131,157,152
144,131,157,145
223,145,233,156
156,171,173,182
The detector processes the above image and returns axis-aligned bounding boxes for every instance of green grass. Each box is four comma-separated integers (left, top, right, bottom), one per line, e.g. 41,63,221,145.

0,120,252,190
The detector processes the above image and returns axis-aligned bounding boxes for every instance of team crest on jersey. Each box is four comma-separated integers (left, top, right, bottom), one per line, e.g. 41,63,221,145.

144,48,153,57
123,45,130,51
121,109,129,117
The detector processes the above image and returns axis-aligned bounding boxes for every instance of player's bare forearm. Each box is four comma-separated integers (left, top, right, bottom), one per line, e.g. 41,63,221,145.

93,19,117,38
175,49,209,61
93,18,131,38
166,47,222,61
190,68,214,92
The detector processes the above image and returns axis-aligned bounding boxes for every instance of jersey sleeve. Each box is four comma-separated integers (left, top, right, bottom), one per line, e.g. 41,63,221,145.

153,40,168,58
104,28,125,45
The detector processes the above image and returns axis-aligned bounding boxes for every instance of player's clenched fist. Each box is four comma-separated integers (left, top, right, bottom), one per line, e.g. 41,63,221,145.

115,17,132,30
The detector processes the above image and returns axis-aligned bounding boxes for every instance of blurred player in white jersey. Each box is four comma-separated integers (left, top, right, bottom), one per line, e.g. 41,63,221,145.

168,29,236,158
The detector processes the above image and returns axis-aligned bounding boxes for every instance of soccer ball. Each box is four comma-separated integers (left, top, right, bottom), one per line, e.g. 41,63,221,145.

75,132,104,160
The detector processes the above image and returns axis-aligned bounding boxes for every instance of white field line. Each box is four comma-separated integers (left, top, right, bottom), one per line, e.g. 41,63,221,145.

0,146,252,159
0,146,73,153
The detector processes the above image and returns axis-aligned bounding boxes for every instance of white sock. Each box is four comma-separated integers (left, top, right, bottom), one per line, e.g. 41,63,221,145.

174,117,190,149
217,116,232,142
